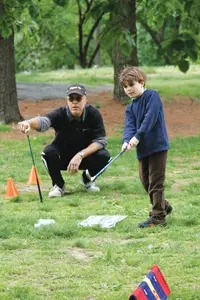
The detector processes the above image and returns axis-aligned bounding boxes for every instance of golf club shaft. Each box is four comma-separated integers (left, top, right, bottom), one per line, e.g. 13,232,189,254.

27,135,43,202
92,149,126,182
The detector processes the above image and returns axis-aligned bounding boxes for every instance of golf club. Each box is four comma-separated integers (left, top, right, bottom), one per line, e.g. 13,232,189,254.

86,149,126,182
27,134,43,202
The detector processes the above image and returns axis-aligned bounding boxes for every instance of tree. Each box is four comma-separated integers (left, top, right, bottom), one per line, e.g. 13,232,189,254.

75,0,104,68
108,0,200,101
89,0,139,101
0,30,20,123
0,0,39,123
106,0,200,100
137,23,166,66
137,0,200,72
111,0,138,101
15,0,111,71
0,1,21,123
15,0,77,71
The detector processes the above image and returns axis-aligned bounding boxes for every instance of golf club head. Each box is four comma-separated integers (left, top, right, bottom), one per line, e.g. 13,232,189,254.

85,169,93,182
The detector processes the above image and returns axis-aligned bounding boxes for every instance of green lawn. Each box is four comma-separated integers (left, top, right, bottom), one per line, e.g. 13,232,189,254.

16,67,114,86
0,133,200,299
16,65,200,99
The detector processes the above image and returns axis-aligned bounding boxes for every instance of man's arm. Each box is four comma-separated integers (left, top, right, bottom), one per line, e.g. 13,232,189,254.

18,116,51,133
78,142,102,159
67,142,102,174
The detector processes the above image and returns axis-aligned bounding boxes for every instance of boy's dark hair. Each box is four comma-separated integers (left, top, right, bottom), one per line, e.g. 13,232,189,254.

119,66,147,86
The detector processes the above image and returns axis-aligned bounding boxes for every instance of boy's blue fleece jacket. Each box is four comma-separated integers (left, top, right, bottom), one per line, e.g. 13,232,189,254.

123,89,170,159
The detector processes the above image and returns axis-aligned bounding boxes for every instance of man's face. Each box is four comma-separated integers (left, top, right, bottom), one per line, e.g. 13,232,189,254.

123,80,144,98
67,93,87,117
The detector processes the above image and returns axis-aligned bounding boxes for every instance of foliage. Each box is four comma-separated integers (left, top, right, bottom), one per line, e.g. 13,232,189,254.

137,23,165,66
0,0,39,38
14,0,112,71
137,0,200,72
88,0,138,62
0,135,200,298
14,0,76,71
1,0,200,73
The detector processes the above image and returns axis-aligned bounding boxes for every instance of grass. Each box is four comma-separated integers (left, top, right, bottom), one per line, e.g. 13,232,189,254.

16,67,114,86
0,124,12,132
0,134,200,299
16,64,200,99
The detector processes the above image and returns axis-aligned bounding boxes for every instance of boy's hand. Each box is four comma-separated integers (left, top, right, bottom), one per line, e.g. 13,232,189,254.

122,137,139,151
122,142,128,151
128,136,139,149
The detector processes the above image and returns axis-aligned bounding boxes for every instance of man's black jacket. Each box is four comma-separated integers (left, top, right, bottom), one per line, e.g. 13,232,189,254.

45,104,106,156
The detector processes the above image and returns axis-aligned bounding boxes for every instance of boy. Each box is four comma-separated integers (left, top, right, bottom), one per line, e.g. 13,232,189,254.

120,67,172,228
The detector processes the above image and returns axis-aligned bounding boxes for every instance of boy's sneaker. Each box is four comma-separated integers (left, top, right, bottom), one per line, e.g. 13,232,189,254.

149,204,173,217
166,205,173,215
48,184,68,198
81,171,100,192
138,217,166,229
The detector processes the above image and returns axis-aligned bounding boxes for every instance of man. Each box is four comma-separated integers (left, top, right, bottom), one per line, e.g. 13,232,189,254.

18,84,110,198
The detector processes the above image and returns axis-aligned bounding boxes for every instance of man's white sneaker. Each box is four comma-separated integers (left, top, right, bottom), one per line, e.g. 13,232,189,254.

84,181,100,192
48,184,67,198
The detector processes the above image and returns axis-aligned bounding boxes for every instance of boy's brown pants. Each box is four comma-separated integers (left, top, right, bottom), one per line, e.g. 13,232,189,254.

138,150,169,224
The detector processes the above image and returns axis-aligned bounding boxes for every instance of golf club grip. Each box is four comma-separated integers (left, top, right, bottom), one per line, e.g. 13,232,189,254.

93,149,125,180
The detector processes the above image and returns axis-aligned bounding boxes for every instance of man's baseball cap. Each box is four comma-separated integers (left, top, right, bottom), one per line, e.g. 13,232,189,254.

66,84,87,96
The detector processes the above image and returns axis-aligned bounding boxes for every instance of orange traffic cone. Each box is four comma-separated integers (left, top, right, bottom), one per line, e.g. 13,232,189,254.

27,166,41,185
5,178,19,198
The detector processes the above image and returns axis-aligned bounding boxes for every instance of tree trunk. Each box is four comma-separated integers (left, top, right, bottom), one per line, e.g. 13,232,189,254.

94,25,101,66
112,0,138,102
0,31,21,123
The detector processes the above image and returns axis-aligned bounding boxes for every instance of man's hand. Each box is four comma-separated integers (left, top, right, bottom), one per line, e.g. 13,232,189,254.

67,153,83,174
18,121,31,134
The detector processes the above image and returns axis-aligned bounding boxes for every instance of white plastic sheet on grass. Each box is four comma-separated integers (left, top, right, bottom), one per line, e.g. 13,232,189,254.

78,215,127,228
34,219,56,228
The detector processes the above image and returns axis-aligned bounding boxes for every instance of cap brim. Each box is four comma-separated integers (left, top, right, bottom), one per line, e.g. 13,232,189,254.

67,90,85,96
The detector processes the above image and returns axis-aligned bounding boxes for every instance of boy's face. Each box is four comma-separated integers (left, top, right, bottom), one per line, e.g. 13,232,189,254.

123,80,144,98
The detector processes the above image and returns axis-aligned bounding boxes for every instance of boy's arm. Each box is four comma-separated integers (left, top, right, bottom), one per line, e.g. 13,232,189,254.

123,105,136,143
135,91,162,141
122,105,139,150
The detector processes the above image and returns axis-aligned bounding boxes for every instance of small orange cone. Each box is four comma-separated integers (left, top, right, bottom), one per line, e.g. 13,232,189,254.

5,178,19,198
27,166,41,185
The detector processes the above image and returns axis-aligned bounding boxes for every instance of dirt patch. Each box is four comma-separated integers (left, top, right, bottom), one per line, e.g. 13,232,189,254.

1,91,200,140
171,178,198,193
68,247,100,262
163,96,200,138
